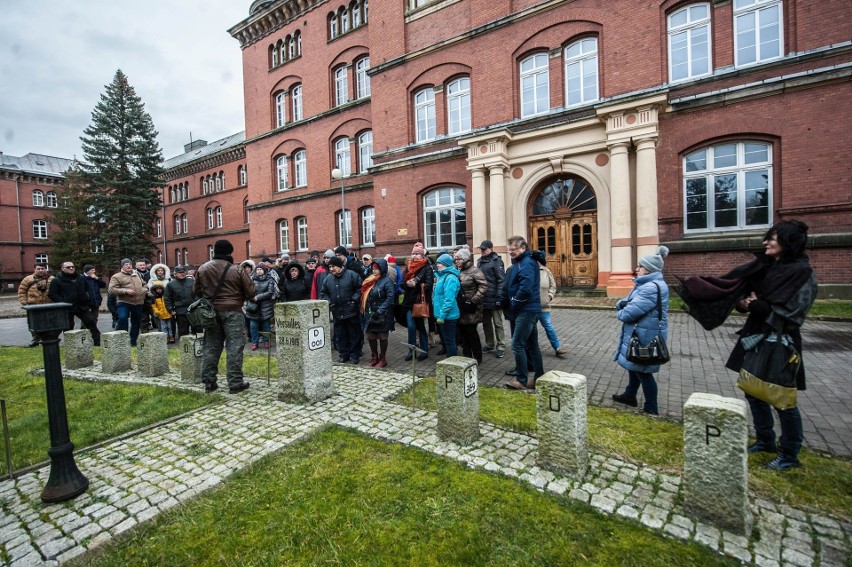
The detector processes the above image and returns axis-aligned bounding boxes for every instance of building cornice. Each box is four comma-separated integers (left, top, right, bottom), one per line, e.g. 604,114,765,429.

0,170,65,185
228,0,324,48
162,146,247,181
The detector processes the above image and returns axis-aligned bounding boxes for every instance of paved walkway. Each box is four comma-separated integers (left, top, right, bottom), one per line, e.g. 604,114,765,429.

0,363,849,566
2,307,851,457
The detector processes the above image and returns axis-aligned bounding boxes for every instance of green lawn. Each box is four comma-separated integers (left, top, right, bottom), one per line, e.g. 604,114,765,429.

668,297,852,319
78,428,737,567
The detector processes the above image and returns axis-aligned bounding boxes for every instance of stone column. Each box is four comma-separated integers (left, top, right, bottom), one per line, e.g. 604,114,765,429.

101,331,131,373
436,356,479,444
683,393,752,535
63,330,93,370
179,334,203,383
635,136,660,259
606,142,634,297
470,168,487,257
488,165,507,254
137,332,169,377
536,371,588,477
275,300,335,404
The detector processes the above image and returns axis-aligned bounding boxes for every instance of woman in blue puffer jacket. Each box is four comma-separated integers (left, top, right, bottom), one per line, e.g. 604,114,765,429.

431,254,461,357
612,246,670,415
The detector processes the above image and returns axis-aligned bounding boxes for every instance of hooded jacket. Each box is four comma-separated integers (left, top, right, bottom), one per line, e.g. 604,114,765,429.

246,267,278,321
432,265,461,321
613,271,670,374
148,263,172,289
364,259,396,333
280,262,309,302
150,281,171,320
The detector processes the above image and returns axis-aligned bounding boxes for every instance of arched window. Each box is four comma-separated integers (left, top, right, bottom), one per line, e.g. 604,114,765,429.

337,210,352,247
447,77,471,135
296,31,302,56
278,219,290,252
329,12,338,38
32,190,44,207
288,35,297,59
276,155,289,191
334,65,349,106
414,88,436,142
360,207,375,246
279,40,286,63
291,84,303,121
215,173,222,191
170,187,175,203
355,57,371,98
294,149,307,187
275,91,287,127
243,197,250,224
296,217,309,250
202,177,209,195
564,38,599,107
668,3,711,82
352,1,361,27
175,249,182,267
358,131,372,173
363,0,368,21
340,7,350,33
423,187,466,249
520,53,549,117
239,165,247,186
46,191,58,208
334,138,351,176
531,177,597,216
270,44,278,68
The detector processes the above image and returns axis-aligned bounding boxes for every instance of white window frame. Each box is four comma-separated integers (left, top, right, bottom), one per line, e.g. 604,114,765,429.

296,217,309,251
280,42,287,63
215,174,222,191
335,138,351,176
352,2,361,27
564,38,599,107
520,53,549,118
182,213,188,234
46,191,57,208
294,149,307,187
414,88,436,143
356,57,371,99
275,91,287,127
32,190,44,207
207,208,214,229
330,13,338,38
175,249,181,266
239,165,247,186
33,219,47,239
202,178,209,195
683,141,773,233
447,77,471,135
35,253,49,265
208,245,214,261
175,215,182,235
215,206,222,228
334,65,349,106
271,45,278,68
291,84,303,121
734,0,783,68
276,155,289,191
668,3,712,82
288,36,297,59
358,131,372,173
278,219,290,253
156,217,162,238
338,210,352,248
183,249,189,265
341,8,350,33
361,207,375,246
423,187,466,249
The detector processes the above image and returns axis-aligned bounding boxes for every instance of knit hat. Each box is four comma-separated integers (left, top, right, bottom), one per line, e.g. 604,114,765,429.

385,254,396,265
120,258,133,267
214,239,234,256
328,257,345,268
324,249,335,258
334,246,348,256
454,244,471,262
436,254,454,267
173,265,186,273
639,246,669,273
411,242,426,256
82,264,95,273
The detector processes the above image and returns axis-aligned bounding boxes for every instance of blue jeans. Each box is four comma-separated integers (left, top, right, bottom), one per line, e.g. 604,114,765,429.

746,394,803,459
537,311,560,349
624,371,658,414
249,318,271,345
438,319,458,356
116,302,143,345
407,309,429,355
511,311,544,384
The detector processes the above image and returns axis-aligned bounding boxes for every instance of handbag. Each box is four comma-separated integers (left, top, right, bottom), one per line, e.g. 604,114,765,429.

626,282,670,365
412,283,430,318
736,329,799,410
187,262,232,330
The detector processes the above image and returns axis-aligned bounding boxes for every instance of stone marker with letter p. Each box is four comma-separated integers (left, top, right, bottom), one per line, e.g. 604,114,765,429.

275,301,335,404
536,371,588,477
64,329,93,370
683,393,752,535
436,356,479,444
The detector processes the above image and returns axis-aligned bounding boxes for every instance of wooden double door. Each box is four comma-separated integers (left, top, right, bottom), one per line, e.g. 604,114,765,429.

529,213,597,287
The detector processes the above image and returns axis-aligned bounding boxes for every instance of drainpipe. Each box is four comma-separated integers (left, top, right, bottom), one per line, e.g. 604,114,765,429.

15,174,24,278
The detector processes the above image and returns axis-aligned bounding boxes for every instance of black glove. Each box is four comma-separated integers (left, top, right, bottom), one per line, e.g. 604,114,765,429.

747,299,771,316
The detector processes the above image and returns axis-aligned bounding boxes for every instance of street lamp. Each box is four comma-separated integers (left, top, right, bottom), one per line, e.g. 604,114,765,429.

331,167,347,246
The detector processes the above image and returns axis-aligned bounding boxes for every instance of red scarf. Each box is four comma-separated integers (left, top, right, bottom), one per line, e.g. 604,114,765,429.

404,257,428,281
360,274,380,313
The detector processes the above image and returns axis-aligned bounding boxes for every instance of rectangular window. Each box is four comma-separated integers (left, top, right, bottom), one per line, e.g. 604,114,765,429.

335,66,349,106
182,214,188,234
216,207,223,228
356,58,371,99
338,210,352,247
520,54,550,118
564,39,598,106
668,4,711,82
279,220,290,252
415,89,436,142
33,220,48,239
32,191,44,207
735,0,782,67
295,150,307,187
358,132,372,173
156,218,162,237
291,85,303,121
35,253,49,265
207,208,214,229
447,78,471,135
277,155,288,191
361,207,375,246
297,218,309,250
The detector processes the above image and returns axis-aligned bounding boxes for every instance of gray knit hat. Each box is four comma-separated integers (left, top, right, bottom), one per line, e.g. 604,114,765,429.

120,258,133,267
639,246,669,273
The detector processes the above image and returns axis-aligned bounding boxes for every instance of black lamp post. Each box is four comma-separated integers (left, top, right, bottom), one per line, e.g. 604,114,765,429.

25,303,89,503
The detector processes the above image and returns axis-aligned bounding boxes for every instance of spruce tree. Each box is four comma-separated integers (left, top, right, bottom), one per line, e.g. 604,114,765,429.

48,165,102,272
79,69,164,269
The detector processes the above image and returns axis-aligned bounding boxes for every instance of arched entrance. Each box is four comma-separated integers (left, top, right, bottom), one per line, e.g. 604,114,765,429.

528,176,598,287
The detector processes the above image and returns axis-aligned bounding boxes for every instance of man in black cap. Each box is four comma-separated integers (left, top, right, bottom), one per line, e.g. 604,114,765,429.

165,265,197,339
477,240,506,358
320,256,362,363
81,264,106,324
194,240,255,394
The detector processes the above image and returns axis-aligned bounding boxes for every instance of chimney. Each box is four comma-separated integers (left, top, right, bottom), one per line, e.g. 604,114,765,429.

183,139,208,153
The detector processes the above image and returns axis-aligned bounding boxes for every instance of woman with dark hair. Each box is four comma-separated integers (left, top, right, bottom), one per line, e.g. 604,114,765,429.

677,220,817,470
280,262,309,302
361,259,396,367
246,265,279,350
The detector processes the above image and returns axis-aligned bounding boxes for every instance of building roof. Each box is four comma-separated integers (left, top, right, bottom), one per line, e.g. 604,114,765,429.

162,131,246,170
0,152,75,178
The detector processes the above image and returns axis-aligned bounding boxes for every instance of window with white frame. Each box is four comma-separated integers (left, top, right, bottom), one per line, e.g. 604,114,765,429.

243,198,250,224
156,218,162,237
215,173,223,191
356,57,371,99
361,207,375,246
175,214,182,235
352,1,361,27
46,191,57,208
276,155,289,191
334,65,349,106
170,187,175,203
288,35,297,59
341,7,350,33
271,45,278,68
239,165,247,186
202,178,208,194
183,249,189,265
175,249,181,266
414,88,436,142
423,187,466,249
564,38,599,106
207,208,214,229
33,220,47,239
182,213,188,234
208,245,214,260
291,84,303,121
337,210,352,247
278,219,290,252
215,206,222,228
32,190,44,207
358,131,372,173
329,12,338,38
520,53,549,117
668,3,711,82
275,91,287,127
684,141,772,232
35,253,49,265
296,217,308,250
334,138,351,176
294,149,307,187
734,0,782,67
447,77,471,135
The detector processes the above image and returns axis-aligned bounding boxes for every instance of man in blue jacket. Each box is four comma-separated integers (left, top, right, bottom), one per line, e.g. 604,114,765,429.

505,235,544,391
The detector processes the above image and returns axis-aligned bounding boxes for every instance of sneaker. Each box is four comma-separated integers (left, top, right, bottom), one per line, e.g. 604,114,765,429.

229,381,250,395
504,369,519,376
554,348,567,357
482,346,494,353
612,393,638,407
204,382,219,394
766,455,800,471
747,440,777,454
495,349,505,358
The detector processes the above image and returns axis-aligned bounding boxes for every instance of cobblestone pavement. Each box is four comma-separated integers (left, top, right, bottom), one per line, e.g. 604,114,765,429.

0,364,850,566
6,303,850,457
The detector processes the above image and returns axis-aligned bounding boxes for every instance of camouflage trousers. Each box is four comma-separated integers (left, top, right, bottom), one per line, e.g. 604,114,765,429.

201,310,247,389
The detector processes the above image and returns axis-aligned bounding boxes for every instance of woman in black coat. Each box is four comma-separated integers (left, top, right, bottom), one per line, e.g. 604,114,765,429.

280,262,309,302
246,265,279,350
362,259,396,368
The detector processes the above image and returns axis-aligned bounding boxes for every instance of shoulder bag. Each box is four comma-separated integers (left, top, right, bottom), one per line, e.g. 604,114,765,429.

412,283,430,318
736,329,799,410
187,263,232,330
626,282,670,365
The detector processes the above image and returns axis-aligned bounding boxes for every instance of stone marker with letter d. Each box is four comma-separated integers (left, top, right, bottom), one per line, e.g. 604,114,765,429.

683,393,752,535
64,329,94,370
101,331,131,373
536,371,588,477
436,356,479,444
179,334,203,383
275,301,335,404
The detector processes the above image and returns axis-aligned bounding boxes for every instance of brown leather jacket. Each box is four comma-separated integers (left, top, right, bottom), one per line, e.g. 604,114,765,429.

193,259,255,312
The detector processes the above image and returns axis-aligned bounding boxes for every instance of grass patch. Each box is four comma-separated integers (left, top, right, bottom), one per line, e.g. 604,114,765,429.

394,377,852,519
668,296,852,319
0,346,214,475
78,428,735,567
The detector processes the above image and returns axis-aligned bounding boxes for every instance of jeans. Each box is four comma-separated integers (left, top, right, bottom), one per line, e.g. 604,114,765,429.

438,319,458,356
746,394,803,459
249,318,271,345
201,310,247,389
116,302,143,345
481,308,505,350
458,323,482,362
624,371,658,414
334,316,362,361
537,311,560,349
159,318,173,337
511,311,544,384
174,314,190,339
406,309,429,355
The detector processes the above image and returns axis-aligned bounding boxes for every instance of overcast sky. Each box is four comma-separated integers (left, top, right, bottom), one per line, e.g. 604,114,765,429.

0,0,248,162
